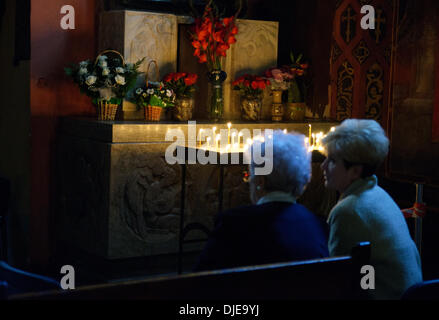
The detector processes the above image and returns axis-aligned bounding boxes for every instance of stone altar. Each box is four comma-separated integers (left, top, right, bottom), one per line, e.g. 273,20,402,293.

56,118,337,260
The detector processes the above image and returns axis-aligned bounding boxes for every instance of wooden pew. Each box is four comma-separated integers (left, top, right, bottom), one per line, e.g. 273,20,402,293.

10,242,370,300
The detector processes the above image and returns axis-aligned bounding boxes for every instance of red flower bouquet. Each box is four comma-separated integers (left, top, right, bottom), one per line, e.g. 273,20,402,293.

190,3,239,71
163,72,198,98
233,74,269,98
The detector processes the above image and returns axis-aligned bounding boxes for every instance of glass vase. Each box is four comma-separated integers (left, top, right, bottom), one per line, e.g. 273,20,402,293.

207,69,227,122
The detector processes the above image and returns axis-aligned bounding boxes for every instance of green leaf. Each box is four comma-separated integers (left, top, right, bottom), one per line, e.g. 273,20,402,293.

296,54,303,63
290,51,295,63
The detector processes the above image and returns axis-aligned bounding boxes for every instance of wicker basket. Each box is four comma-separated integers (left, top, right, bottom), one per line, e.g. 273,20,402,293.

97,100,118,121
144,105,162,121
144,60,163,121
94,50,125,121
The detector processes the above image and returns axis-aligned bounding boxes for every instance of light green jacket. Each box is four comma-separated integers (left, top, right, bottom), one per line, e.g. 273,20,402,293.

327,175,423,299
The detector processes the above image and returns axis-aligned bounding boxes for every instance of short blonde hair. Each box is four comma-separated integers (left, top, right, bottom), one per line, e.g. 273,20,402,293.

321,119,389,172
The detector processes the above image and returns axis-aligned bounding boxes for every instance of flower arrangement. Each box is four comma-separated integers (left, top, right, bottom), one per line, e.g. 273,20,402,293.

190,1,239,71
133,82,176,108
162,72,198,98
232,74,269,98
263,67,294,91
65,51,144,105
286,52,309,103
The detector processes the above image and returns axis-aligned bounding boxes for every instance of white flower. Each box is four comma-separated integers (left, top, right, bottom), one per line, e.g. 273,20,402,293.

116,67,125,74
166,89,172,97
98,55,107,61
115,75,126,85
125,63,134,70
99,60,108,68
147,88,154,95
85,75,97,86
79,61,89,68
142,93,147,98
136,88,143,95
79,67,88,75
102,67,110,76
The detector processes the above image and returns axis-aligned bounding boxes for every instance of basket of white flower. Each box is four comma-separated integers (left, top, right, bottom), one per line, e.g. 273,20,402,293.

132,60,176,122
65,50,144,121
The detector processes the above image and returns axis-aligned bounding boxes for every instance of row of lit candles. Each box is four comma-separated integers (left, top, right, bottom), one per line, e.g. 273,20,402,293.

196,122,335,152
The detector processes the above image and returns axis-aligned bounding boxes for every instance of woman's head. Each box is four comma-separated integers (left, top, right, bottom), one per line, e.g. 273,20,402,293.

320,119,389,193
248,130,311,203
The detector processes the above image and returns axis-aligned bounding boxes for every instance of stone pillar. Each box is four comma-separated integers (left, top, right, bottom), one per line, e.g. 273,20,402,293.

98,10,178,120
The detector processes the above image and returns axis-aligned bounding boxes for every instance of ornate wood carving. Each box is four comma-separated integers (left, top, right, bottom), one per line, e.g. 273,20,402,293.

330,0,395,128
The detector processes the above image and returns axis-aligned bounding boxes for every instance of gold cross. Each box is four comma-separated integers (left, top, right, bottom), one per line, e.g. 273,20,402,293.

373,9,386,43
342,7,356,43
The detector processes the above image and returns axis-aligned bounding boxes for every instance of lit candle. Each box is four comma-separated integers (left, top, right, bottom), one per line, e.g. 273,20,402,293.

330,127,335,132
227,122,232,144
206,136,211,148
199,129,203,148
308,124,312,144
232,132,236,145
216,134,221,150
283,129,287,134
312,133,315,147
238,132,243,145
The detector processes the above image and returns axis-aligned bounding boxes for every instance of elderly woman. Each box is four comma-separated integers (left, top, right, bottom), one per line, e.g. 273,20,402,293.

321,119,422,299
194,131,329,272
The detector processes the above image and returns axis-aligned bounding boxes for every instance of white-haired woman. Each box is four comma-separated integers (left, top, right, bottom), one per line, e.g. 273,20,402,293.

194,131,329,271
321,119,422,299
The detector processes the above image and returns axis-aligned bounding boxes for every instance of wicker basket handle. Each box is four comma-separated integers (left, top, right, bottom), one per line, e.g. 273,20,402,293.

94,49,125,67
146,60,160,87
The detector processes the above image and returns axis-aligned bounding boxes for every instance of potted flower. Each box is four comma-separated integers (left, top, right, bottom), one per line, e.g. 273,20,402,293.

133,81,176,121
233,74,269,121
163,72,198,121
190,1,240,121
65,50,144,120
284,52,309,121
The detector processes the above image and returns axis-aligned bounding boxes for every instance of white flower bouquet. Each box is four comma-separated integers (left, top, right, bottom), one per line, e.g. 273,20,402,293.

65,50,144,105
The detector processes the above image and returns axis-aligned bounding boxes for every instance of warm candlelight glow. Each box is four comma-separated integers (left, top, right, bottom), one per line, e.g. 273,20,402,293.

283,129,287,134
199,129,204,147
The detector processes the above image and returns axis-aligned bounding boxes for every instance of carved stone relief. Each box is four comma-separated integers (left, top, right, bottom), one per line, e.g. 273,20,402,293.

224,19,279,120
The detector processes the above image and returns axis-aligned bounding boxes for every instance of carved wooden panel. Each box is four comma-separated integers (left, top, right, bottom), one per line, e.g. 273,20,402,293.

330,0,395,128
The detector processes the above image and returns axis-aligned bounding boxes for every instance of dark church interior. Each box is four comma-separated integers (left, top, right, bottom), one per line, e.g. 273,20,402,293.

1,0,439,303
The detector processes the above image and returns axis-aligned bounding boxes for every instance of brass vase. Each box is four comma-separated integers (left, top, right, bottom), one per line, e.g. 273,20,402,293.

285,102,306,121
271,90,284,122
241,96,262,121
173,97,194,121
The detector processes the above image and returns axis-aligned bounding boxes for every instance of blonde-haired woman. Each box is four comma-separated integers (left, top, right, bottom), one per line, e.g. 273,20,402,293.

321,119,422,299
